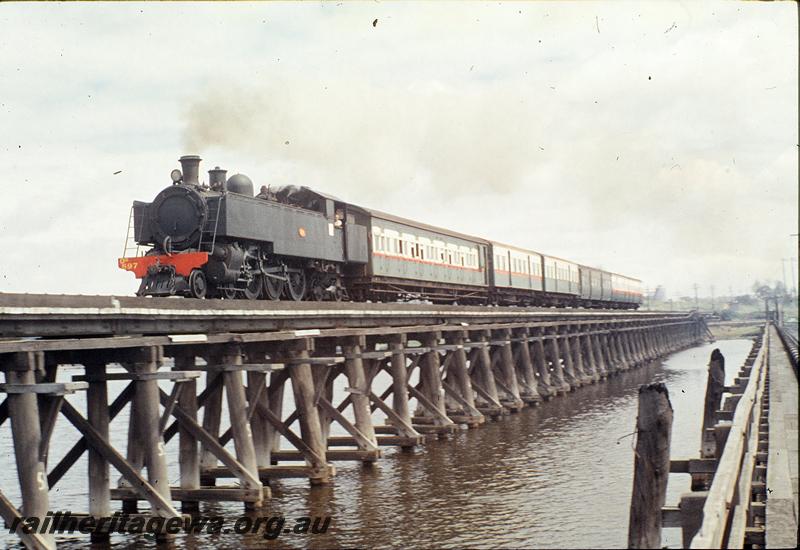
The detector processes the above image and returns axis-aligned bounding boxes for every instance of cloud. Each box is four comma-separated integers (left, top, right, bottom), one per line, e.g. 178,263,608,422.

0,1,796,298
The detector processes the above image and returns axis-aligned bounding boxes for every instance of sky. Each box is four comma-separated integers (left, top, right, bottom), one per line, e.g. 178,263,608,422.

0,1,797,299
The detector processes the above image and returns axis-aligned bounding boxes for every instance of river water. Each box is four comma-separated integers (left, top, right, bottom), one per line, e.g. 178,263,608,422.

1,338,754,549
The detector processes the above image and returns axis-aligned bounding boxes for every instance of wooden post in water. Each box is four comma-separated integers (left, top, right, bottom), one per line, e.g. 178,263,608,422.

546,330,569,392
559,331,580,388
200,362,223,485
221,348,263,508
531,328,554,397
448,331,479,412
701,349,725,459
120,382,142,512
246,367,270,469
421,332,448,423
628,383,673,549
590,332,607,379
126,346,176,542
635,329,648,363
287,348,330,484
86,362,111,543
475,330,502,406
570,331,590,383
514,328,540,403
173,354,200,512
600,331,618,374
3,352,55,549
344,336,378,446
497,329,524,408
389,335,414,431
581,334,599,382
266,371,285,455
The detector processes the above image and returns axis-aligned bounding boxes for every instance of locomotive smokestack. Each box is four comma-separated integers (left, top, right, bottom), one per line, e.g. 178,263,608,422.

179,155,202,186
208,166,227,190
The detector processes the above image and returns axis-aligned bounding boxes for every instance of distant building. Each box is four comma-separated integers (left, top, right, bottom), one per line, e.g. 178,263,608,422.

652,285,666,302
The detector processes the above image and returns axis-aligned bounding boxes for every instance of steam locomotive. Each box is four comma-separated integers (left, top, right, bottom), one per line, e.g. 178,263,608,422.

119,155,643,308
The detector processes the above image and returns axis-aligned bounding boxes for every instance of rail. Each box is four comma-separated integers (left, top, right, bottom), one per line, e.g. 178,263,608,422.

775,323,798,374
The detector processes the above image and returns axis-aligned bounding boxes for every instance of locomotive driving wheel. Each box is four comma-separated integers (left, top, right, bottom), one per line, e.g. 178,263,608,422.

263,275,284,301
242,275,262,300
188,270,207,299
221,286,237,299
284,270,307,301
309,274,325,301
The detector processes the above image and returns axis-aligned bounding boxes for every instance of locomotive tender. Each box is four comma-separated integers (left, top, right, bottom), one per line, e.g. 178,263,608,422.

119,155,643,308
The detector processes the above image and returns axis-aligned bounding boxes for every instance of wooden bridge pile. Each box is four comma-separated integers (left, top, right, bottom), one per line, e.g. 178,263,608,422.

0,302,705,549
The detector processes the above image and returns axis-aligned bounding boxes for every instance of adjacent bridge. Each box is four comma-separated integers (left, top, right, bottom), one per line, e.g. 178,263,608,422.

1,293,710,548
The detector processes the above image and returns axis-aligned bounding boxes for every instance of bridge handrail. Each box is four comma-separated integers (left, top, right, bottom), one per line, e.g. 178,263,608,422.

690,324,769,549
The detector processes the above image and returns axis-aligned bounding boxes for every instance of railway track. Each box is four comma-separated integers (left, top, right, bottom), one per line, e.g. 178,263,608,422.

0,292,689,338
776,323,799,372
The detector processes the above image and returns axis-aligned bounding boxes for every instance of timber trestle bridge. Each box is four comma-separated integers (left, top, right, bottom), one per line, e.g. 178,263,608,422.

0,294,708,548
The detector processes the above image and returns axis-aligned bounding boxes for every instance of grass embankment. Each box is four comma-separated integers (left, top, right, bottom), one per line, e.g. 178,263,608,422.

708,323,763,340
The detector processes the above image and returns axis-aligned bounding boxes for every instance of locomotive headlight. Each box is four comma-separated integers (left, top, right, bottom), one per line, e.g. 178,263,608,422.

170,169,183,184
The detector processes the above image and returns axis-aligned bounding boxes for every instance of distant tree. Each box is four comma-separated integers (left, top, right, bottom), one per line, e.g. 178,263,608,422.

736,294,757,306
753,281,773,300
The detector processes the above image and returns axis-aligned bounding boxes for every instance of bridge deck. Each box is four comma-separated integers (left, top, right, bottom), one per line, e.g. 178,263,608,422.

0,292,686,338
767,325,799,548
0,293,708,548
